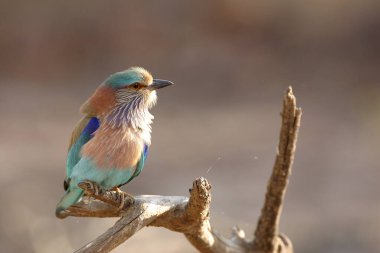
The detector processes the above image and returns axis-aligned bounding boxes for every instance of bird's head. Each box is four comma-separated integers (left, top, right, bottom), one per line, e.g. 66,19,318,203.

81,67,173,130
104,67,173,109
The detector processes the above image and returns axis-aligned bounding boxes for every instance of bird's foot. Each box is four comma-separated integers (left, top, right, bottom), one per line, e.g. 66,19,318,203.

115,191,134,211
110,188,134,210
78,181,134,210
78,180,103,196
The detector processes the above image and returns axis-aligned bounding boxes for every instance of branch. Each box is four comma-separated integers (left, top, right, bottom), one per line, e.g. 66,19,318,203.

252,86,301,252
58,87,301,253
62,178,250,253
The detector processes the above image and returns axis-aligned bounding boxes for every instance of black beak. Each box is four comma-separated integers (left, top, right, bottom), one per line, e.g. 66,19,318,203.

149,79,174,90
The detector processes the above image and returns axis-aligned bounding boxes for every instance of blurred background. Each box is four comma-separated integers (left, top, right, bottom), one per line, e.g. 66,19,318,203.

1,1,380,252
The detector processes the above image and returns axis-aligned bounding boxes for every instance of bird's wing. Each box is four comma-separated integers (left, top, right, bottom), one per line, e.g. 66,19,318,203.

119,144,149,186
66,116,99,179
131,144,149,179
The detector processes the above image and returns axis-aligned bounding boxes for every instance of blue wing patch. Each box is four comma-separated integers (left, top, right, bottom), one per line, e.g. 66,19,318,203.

143,144,149,158
83,117,100,137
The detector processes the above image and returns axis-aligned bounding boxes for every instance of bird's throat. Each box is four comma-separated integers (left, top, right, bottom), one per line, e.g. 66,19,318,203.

105,102,153,145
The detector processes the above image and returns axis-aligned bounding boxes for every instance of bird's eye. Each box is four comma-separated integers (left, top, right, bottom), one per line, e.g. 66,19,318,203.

132,83,141,89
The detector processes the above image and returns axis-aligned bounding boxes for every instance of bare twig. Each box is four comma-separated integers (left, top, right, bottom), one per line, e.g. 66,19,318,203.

252,86,301,253
58,87,301,253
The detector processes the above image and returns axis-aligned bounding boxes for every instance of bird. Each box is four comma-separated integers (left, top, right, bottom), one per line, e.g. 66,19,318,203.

55,67,173,217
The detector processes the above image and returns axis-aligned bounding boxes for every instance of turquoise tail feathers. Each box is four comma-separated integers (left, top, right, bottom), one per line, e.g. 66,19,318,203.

55,187,84,218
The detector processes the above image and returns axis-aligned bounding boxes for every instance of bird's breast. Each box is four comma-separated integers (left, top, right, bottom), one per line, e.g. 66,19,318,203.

81,125,144,169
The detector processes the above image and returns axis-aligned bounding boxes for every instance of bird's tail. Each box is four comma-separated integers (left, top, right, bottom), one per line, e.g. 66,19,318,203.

55,187,84,218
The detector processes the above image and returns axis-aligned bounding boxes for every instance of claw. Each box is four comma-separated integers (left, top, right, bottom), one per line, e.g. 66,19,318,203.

118,193,126,210
116,191,134,210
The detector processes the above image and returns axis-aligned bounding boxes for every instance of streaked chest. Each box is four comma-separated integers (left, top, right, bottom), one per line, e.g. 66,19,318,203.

81,124,144,169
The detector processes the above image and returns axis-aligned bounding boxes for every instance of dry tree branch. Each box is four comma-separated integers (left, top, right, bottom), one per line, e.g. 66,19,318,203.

252,86,301,253
57,87,301,253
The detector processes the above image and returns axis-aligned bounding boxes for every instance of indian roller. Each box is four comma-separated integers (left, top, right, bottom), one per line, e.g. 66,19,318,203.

56,67,173,217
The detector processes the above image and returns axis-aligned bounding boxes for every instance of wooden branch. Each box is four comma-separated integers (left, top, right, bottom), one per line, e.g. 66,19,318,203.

252,86,301,253
150,178,251,253
57,87,301,253
63,178,251,253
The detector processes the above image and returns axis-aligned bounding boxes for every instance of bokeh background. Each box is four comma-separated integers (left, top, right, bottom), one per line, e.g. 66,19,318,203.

1,1,380,252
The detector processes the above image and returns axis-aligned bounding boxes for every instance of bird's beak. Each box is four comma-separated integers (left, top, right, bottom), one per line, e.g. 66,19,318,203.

149,79,174,90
